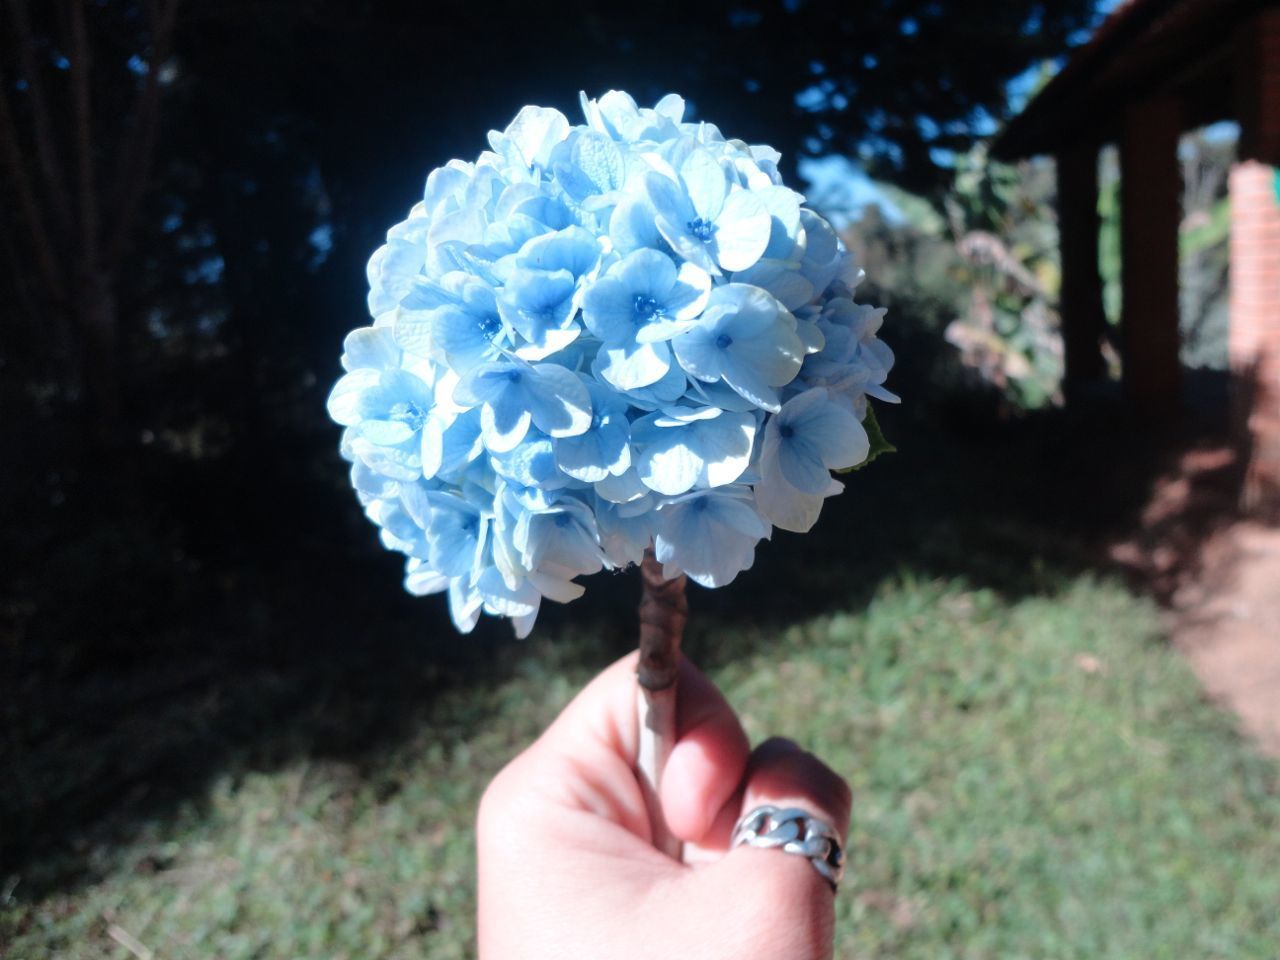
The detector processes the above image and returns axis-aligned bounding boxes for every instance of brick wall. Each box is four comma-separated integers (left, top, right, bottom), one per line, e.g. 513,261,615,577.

1229,161,1280,511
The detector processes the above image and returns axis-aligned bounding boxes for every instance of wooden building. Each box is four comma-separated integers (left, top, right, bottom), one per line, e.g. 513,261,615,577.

994,0,1280,509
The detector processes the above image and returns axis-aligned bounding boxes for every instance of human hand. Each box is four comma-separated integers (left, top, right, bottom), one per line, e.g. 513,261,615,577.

477,653,852,959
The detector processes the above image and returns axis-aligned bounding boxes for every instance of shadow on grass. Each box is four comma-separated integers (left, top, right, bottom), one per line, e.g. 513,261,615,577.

0,370,1245,900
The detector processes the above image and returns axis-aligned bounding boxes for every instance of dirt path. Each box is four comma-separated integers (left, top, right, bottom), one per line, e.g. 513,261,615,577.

1110,447,1280,757
1173,521,1280,757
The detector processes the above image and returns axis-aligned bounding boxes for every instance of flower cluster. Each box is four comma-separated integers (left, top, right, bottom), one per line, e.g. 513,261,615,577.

329,91,896,637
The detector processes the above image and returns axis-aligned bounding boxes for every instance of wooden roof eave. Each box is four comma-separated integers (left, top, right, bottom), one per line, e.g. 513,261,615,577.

993,0,1259,159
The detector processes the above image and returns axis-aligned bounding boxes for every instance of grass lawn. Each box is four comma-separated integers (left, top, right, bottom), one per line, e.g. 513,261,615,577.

4,571,1279,959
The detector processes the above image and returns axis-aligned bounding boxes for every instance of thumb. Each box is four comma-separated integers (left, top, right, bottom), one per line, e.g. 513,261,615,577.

660,658,752,844
678,738,851,960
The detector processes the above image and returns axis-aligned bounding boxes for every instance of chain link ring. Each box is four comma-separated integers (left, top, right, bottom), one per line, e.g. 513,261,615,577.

730,804,846,891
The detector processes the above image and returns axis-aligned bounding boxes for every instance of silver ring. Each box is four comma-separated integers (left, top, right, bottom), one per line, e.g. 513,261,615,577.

730,805,845,891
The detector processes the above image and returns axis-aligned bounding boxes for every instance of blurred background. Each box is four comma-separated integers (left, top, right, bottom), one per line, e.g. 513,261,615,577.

3,1,1280,957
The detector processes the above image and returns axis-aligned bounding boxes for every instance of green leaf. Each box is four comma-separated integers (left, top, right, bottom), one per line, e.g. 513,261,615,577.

839,402,896,472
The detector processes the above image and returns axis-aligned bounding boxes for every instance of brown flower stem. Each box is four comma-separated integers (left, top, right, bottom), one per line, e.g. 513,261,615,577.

635,547,687,859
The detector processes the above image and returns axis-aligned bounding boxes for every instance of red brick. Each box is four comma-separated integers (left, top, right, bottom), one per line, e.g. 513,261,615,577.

1230,158,1280,509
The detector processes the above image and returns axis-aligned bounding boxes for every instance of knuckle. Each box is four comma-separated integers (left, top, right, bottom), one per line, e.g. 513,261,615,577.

476,760,520,838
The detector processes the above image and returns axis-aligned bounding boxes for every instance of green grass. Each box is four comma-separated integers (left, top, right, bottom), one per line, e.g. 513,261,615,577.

5,573,1280,959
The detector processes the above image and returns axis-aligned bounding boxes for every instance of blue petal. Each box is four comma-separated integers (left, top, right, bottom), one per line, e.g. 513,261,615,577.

476,565,541,621
484,214,551,257
609,195,664,255
553,131,626,202
358,419,415,446
516,500,604,575
368,238,427,316
731,259,814,311
447,578,484,632
786,389,869,471
632,409,754,495
490,432,567,489
654,489,767,587
425,411,480,483
429,207,486,248
352,434,421,482
430,304,505,372
405,560,449,597
501,105,570,168
669,321,725,384
497,268,578,347
478,379,533,453
424,161,471,212
554,385,631,483
645,172,719,275
526,364,593,438
422,493,482,578
800,210,842,292
615,247,677,299
776,433,830,494
514,226,602,278
342,326,401,371
673,284,803,411
710,189,770,272
596,340,672,391
594,466,649,503
581,274,642,344
755,468,839,534
594,498,654,567
327,369,380,425
351,460,399,500
657,262,712,323
680,148,727,221
756,186,803,260
617,359,688,410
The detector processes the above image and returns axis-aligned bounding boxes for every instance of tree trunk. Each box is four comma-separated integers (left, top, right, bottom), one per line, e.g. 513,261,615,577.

80,267,123,449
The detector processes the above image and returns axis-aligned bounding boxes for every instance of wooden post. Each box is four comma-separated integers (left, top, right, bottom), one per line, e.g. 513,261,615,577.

1236,9,1280,167
1119,97,1184,418
1057,142,1107,396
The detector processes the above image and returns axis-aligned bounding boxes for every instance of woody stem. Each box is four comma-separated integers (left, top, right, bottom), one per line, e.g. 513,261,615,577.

635,547,688,859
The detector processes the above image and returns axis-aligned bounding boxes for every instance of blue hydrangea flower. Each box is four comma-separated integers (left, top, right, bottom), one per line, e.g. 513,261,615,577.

754,388,869,533
396,273,509,373
582,248,711,391
327,327,438,483
329,91,896,636
631,406,757,496
554,380,632,482
454,359,592,453
593,493,656,567
802,298,899,407
582,248,711,345
643,158,772,275
512,495,606,578
671,284,804,412
653,487,770,588
496,226,602,359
